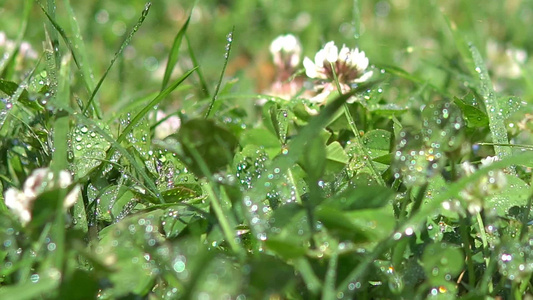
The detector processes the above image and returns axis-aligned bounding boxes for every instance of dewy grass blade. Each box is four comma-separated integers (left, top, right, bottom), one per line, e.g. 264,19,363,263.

115,67,196,145
337,150,533,297
51,54,71,172
37,2,101,115
205,26,235,118
83,2,153,117
161,10,192,91
62,0,96,91
469,45,513,162
0,0,32,76
46,0,60,69
439,8,513,163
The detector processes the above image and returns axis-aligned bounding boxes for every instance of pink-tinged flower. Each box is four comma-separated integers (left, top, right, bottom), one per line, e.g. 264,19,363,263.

154,110,181,139
262,34,307,102
303,41,373,103
270,34,302,71
3,168,80,226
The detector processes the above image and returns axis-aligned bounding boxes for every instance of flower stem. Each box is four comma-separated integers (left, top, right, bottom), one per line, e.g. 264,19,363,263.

329,62,385,186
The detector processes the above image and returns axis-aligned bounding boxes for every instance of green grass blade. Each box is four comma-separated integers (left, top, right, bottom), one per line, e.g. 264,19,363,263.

469,45,513,161
115,67,197,145
83,2,153,117
37,3,96,110
160,12,191,91
51,54,71,172
322,251,339,300
62,0,96,91
439,7,513,164
186,34,210,98
48,54,71,270
205,26,235,118
352,0,361,39
46,0,60,69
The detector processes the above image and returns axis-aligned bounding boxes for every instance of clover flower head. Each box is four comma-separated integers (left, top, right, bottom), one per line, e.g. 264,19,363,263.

303,41,372,84
303,41,373,103
154,110,181,139
270,34,302,70
459,156,507,214
3,168,80,226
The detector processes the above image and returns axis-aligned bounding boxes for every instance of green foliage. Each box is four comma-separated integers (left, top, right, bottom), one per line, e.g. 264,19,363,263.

2,1,533,299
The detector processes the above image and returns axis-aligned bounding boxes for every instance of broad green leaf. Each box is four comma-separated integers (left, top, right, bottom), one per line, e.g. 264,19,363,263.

453,96,489,128
485,174,530,217
95,185,135,223
422,243,464,286
362,129,391,159
70,121,111,179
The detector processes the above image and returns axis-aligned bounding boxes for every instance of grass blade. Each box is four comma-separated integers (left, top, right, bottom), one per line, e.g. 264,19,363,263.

205,26,235,118
62,0,96,91
83,2,153,117
469,45,513,161
46,0,60,69
439,7,513,166
160,11,191,91
37,2,101,115
115,67,197,145
186,34,210,98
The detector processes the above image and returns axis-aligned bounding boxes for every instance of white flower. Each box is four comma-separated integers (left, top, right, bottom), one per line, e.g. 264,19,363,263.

459,157,507,214
269,34,302,69
262,34,306,103
480,155,498,167
3,168,80,226
303,41,373,103
487,40,527,80
304,41,372,83
154,111,181,139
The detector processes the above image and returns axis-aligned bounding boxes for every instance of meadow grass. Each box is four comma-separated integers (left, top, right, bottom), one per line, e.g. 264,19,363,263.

1,0,533,299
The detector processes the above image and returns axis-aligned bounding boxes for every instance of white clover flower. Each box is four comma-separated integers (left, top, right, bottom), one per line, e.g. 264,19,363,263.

459,156,507,214
303,41,373,103
270,34,302,70
3,168,80,226
487,40,527,80
154,110,181,139
262,34,306,103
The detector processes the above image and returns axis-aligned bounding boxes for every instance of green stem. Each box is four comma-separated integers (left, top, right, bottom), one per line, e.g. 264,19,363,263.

322,248,339,300
328,62,385,186
476,212,489,267
459,216,476,287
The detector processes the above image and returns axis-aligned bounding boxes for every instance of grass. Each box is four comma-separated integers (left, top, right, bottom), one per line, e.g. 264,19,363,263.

1,0,533,299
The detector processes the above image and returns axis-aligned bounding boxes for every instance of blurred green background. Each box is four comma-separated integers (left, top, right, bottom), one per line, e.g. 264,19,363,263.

1,0,532,109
